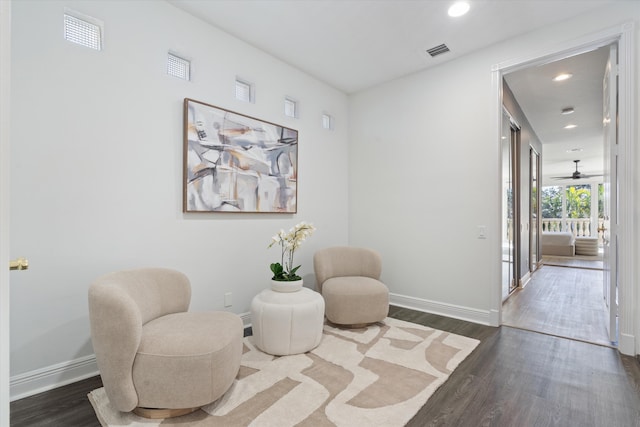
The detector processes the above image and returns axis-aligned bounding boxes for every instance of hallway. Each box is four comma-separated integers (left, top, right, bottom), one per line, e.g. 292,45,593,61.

502,265,611,347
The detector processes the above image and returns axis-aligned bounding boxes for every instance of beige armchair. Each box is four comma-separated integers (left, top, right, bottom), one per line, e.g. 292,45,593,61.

88,268,243,418
314,247,389,327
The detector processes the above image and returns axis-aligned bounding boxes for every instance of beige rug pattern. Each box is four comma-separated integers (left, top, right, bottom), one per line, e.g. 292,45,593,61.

89,317,479,427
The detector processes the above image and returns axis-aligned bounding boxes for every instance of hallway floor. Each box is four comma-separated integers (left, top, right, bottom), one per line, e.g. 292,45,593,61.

502,265,611,347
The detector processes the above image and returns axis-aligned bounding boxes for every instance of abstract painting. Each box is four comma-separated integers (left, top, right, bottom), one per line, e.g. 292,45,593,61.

183,98,298,213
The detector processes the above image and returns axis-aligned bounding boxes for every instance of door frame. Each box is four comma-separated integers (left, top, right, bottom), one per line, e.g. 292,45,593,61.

491,22,635,355
602,43,618,344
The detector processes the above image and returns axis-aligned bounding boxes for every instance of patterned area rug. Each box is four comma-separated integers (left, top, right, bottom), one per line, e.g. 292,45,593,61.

88,317,479,427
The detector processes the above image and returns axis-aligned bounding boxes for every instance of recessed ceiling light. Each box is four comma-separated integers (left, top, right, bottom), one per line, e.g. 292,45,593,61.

448,2,470,17
553,73,573,82
561,107,575,115
566,147,583,153
564,124,577,129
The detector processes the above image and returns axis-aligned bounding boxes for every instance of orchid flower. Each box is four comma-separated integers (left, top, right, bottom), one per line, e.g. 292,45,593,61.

269,221,316,281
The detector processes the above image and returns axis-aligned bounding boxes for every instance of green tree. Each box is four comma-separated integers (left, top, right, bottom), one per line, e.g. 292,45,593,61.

541,186,563,218
598,183,604,218
566,185,591,218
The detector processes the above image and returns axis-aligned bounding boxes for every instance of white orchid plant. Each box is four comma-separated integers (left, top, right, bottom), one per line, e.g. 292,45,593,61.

268,221,316,281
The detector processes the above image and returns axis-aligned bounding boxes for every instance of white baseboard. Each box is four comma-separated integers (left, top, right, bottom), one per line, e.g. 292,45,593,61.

390,293,493,326
240,311,252,327
520,271,532,288
618,332,635,356
10,311,254,401
10,354,98,402
488,309,500,327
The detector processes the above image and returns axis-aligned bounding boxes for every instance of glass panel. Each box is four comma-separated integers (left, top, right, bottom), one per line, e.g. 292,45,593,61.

509,125,519,294
501,111,515,300
565,184,591,218
598,183,604,244
541,186,563,232
566,184,591,237
530,149,539,270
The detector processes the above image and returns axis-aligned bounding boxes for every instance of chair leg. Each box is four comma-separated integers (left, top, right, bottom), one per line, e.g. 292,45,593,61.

346,323,369,329
133,407,200,419
327,320,371,329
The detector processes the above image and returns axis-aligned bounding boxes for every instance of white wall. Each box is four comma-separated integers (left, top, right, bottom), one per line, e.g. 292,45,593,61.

9,0,349,398
349,60,497,321
349,3,639,330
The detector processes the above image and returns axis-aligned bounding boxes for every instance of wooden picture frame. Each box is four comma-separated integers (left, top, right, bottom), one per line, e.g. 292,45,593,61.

183,98,298,213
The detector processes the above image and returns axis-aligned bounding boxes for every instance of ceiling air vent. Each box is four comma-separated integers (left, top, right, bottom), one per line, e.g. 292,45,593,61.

426,44,450,57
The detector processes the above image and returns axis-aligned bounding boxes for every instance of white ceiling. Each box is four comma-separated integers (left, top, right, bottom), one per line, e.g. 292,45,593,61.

504,46,611,183
168,0,619,182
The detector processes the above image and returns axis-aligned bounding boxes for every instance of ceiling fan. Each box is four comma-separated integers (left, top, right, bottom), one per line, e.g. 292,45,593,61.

551,160,602,180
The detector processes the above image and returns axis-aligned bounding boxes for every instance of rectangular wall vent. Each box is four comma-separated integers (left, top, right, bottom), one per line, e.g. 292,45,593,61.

284,97,298,118
426,44,450,57
64,12,102,51
235,78,254,103
167,53,190,81
322,113,333,130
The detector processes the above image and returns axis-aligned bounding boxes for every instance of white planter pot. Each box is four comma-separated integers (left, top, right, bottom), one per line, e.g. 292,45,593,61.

271,279,303,293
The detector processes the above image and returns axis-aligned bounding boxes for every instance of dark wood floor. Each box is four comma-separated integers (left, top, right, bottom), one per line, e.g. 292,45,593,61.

10,306,640,426
10,375,104,427
393,306,640,427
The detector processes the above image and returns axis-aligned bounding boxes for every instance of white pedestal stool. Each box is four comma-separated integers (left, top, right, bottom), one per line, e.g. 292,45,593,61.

250,287,325,356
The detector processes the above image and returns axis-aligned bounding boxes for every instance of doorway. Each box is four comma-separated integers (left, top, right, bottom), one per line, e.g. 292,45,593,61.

494,24,634,353
502,45,613,345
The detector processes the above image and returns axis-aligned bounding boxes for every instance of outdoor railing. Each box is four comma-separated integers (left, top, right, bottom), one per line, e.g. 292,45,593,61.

505,218,605,245
542,218,605,244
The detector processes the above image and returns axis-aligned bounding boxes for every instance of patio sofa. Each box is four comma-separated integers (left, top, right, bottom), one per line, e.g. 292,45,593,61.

541,231,575,256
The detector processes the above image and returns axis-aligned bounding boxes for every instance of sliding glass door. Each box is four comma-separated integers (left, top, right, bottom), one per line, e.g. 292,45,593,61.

502,110,519,300
530,148,540,272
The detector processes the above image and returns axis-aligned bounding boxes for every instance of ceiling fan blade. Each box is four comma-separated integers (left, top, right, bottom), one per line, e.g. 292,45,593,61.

550,174,602,180
549,160,603,181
